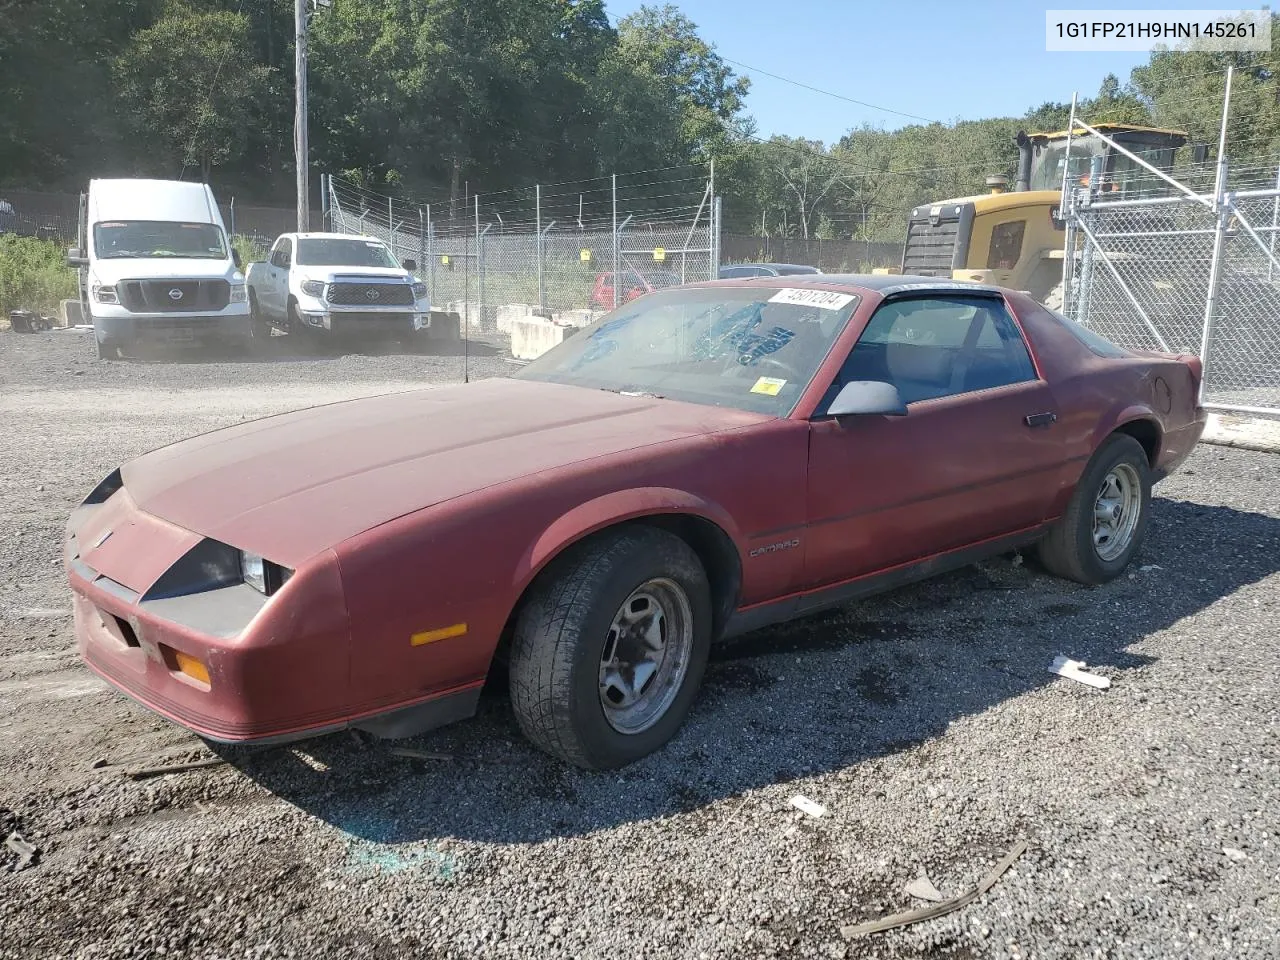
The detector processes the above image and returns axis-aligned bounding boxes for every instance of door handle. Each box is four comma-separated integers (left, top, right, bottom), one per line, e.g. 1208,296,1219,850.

1024,412,1057,428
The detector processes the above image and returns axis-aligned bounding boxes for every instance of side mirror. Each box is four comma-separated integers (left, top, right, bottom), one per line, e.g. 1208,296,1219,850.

402,258,417,273
826,380,908,418
67,246,87,268
231,248,242,269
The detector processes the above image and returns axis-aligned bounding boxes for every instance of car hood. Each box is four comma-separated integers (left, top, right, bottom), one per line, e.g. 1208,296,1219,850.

297,265,411,283
119,378,769,566
91,258,241,284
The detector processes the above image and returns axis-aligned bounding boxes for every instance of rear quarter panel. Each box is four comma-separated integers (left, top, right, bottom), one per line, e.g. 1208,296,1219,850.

1006,292,1203,512
332,419,809,706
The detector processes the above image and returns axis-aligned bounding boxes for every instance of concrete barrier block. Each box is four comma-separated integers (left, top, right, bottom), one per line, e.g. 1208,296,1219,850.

551,308,604,328
60,299,83,327
496,303,537,334
446,301,484,331
511,316,580,361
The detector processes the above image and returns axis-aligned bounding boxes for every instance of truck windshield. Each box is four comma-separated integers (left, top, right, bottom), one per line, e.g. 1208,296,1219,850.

296,238,398,268
93,221,227,259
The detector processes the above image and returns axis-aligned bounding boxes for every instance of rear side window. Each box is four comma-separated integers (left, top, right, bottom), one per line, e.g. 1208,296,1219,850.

1045,307,1131,358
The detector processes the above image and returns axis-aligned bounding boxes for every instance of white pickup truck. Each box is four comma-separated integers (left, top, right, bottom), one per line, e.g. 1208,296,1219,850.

245,232,443,345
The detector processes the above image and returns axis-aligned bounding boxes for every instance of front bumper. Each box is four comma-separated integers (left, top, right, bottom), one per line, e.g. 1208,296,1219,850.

295,307,432,337
93,310,251,342
66,493,480,744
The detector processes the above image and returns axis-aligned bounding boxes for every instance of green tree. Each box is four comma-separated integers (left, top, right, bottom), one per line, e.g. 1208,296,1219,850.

113,2,271,180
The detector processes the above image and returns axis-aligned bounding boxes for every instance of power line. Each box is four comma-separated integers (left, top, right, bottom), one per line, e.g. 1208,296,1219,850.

719,57,942,126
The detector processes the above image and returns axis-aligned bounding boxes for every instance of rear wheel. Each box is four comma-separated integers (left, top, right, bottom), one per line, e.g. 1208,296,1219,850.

1036,434,1151,584
508,526,712,769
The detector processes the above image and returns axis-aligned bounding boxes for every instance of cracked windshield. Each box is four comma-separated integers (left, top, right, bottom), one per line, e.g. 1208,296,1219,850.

519,287,858,414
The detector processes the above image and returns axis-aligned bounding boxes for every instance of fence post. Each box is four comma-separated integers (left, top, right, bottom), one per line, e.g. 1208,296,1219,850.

229,196,236,238
1197,65,1234,402
1268,162,1280,282
536,184,543,311
612,173,619,309
426,205,434,302
1075,154,1104,327
713,196,722,277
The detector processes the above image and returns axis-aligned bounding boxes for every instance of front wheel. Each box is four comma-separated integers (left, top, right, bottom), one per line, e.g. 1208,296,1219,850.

508,526,712,769
248,293,272,343
95,337,121,360
1036,433,1151,584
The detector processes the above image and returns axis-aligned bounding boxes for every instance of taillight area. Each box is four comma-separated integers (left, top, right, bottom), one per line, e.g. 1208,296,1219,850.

1179,353,1204,391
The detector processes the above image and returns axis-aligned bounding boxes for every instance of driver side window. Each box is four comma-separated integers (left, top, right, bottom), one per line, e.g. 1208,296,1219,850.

271,239,292,268
820,294,1037,410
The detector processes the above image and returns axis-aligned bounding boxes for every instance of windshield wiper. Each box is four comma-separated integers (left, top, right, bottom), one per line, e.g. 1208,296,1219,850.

596,386,665,399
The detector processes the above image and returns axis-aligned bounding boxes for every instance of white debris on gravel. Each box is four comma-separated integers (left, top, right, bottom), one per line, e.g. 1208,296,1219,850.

1,332,1278,959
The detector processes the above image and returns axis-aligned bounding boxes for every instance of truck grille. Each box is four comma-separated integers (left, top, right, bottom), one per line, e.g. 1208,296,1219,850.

117,279,230,313
327,282,414,306
902,220,959,276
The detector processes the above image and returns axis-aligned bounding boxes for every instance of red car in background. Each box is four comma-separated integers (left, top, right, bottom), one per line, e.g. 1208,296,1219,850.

66,275,1206,770
590,268,682,309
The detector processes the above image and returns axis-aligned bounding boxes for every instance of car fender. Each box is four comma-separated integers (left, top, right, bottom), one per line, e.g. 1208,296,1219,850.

512,487,746,596
1091,402,1162,458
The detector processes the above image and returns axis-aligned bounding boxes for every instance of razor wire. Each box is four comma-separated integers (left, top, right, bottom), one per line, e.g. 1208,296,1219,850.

326,167,718,329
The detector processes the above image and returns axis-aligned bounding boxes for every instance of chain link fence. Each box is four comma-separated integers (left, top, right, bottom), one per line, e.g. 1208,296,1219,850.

325,167,719,332
1062,107,1280,416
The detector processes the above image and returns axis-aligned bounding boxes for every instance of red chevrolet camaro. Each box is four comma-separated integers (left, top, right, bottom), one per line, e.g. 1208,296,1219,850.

66,275,1206,769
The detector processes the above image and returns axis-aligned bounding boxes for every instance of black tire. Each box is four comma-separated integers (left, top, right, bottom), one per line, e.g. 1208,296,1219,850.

96,337,120,360
508,526,713,770
1036,433,1151,585
248,292,272,343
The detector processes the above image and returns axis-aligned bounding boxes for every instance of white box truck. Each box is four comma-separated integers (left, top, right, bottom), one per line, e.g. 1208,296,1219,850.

66,179,251,359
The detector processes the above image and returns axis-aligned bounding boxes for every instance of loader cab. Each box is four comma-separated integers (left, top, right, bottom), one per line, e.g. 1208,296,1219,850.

899,123,1188,303
1025,124,1187,199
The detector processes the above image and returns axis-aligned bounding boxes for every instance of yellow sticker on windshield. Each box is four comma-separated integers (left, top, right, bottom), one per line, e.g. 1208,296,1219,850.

751,376,786,396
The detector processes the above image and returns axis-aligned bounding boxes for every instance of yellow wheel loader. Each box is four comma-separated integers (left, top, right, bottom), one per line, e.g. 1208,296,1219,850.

892,124,1190,307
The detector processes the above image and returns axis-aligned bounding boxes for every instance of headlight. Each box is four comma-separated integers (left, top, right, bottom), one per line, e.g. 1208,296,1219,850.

141,539,295,602
92,284,118,304
411,281,428,299
83,468,123,505
240,551,293,596
229,283,248,303
300,280,326,298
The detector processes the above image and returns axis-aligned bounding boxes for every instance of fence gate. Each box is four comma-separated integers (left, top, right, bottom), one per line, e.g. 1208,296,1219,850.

1061,113,1280,417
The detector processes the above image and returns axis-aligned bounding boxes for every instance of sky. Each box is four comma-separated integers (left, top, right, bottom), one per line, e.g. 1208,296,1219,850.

604,0,1216,144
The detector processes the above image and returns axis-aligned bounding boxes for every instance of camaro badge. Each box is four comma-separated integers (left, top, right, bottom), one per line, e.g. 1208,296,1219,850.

749,538,800,559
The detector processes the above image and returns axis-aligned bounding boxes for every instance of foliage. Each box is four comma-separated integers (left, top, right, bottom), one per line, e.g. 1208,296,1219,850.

1,2,1277,247
230,234,270,268
113,3,271,180
0,235,77,318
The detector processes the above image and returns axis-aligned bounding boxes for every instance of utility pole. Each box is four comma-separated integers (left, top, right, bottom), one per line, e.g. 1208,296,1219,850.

294,0,309,232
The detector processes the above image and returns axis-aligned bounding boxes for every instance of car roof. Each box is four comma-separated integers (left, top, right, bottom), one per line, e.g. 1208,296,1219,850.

702,273,1006,297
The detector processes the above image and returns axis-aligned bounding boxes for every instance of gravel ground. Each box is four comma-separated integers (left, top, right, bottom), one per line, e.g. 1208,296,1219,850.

1,329,1277,960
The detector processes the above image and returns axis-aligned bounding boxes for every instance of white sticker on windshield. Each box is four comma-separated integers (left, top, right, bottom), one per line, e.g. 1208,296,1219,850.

768,288,855,310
